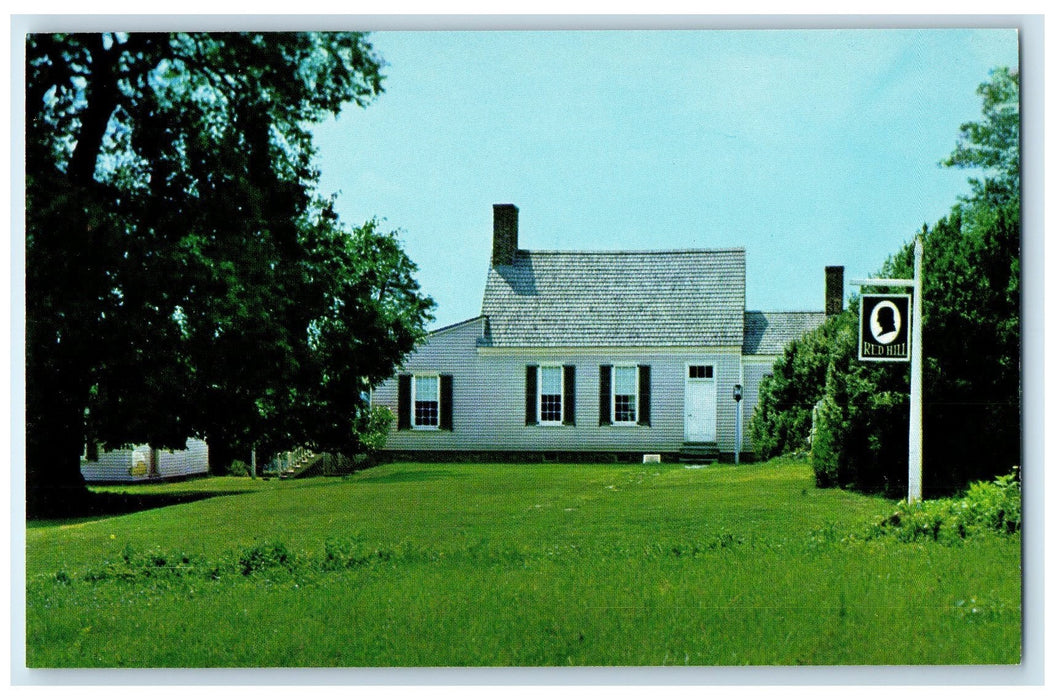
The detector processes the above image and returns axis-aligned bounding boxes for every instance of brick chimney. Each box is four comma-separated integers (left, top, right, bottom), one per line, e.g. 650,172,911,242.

825,265,844,316
492,203,519,267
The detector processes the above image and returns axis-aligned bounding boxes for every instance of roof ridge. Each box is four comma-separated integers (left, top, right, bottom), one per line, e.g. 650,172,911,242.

426,315,486,336
513,247,746,256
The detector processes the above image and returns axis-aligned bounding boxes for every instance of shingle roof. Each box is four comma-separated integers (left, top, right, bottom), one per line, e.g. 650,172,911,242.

481,249,746,348
743,311,827,355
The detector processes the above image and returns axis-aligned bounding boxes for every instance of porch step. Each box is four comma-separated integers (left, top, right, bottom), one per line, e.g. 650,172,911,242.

678,442,720,464
278,452,320,479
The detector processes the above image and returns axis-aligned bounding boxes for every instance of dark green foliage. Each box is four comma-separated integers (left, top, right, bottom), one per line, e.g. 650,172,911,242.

322,537,374,570
866,469,1021,543
749,310,857,460
84,544,207,582
751,67,1020,497
880,203,1020,493
807,200,1019,496
238,541,296,576
226,460,250,477
26,33,433,515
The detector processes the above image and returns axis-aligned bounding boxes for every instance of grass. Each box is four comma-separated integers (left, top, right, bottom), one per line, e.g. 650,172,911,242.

25,459,1021,667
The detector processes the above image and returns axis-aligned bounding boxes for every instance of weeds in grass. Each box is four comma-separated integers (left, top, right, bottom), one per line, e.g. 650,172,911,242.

26,461,1021,667
865,470,1021,544
51,532,764,588
806,521,847,550
52,469,1022,590
81,544,207,583
238,541,296,576
321,537,373,570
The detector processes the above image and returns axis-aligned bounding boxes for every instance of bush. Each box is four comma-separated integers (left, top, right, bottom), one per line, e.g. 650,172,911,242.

778,203,1020,497
749,312,855,460
961,470,1021,534
227,459,250,477
358,405,394,454
866,469,1021,543
238,541,296,576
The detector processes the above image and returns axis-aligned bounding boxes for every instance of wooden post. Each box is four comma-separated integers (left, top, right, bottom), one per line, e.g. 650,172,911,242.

250,447,257,479
907,237,924,503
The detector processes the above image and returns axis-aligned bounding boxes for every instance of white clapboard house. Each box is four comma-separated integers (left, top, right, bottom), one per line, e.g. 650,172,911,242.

372,204,839,462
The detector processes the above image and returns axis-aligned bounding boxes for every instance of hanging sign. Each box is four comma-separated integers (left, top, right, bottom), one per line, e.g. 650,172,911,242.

859,294,911,362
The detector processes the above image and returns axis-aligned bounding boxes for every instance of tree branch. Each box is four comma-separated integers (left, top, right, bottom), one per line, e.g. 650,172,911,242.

67,33,121,187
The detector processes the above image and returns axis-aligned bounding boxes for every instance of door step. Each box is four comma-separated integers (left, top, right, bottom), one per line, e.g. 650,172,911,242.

678,442,720,464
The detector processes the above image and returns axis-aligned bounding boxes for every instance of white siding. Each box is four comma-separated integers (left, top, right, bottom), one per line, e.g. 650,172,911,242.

79,449,135,483
374,318,744,454
80,439,209,483
156,439,210,479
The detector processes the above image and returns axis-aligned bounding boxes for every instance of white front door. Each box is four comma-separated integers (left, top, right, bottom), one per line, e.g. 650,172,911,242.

685,367,717,442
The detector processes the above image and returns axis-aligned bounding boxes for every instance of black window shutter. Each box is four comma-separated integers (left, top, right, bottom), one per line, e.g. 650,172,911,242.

439,374,453,431
599,365,612,426
638,365,651,427
397,374,411,430
525,365,538,425
563,365,576,426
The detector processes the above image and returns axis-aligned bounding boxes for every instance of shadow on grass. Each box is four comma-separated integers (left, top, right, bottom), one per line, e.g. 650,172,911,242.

26,489,256,527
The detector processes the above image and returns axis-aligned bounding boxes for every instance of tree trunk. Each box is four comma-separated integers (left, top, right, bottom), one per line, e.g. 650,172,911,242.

25,389,91,519
25,36,121,519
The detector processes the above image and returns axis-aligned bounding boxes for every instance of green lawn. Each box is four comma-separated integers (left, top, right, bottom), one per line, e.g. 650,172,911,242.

25,459,1021,667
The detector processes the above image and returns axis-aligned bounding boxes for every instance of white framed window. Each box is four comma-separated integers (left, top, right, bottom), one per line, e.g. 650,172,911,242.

538,365,564,424
599,364,649,427
612,365,639,424
688,364,714,379
412,374,440,429
526,365,576,427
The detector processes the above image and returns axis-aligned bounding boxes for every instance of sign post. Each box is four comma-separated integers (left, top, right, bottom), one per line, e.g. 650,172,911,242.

733,384,743,465
851,237,923,503
908,238,923,503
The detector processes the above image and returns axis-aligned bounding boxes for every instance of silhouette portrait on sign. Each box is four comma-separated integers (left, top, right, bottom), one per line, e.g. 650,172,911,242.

870,300,901,345
877,306,896,333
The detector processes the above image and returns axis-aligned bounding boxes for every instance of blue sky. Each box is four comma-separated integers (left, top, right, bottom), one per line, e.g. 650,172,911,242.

312,29,1019,330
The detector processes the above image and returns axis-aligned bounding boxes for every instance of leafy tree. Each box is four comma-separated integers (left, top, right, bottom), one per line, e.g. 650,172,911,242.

749,310,854,459
875,205,1020,493
942,66,1020,206
26,33,433,516
751,67,1020,497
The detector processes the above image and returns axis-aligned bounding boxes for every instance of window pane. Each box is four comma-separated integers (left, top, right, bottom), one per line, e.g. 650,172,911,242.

615,395,636,422
540,395,562,422
614,367,637,422
614,366,637,394
540,366,562,394
415,376,438,401
415,401,438,426
414,376,439,427
539,367,562,422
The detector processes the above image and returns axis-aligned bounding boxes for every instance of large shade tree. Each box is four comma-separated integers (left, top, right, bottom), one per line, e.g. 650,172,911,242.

26,32,433,516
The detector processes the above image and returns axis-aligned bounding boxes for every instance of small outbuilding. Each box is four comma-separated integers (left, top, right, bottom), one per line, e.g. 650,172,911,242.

80,438,210,483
